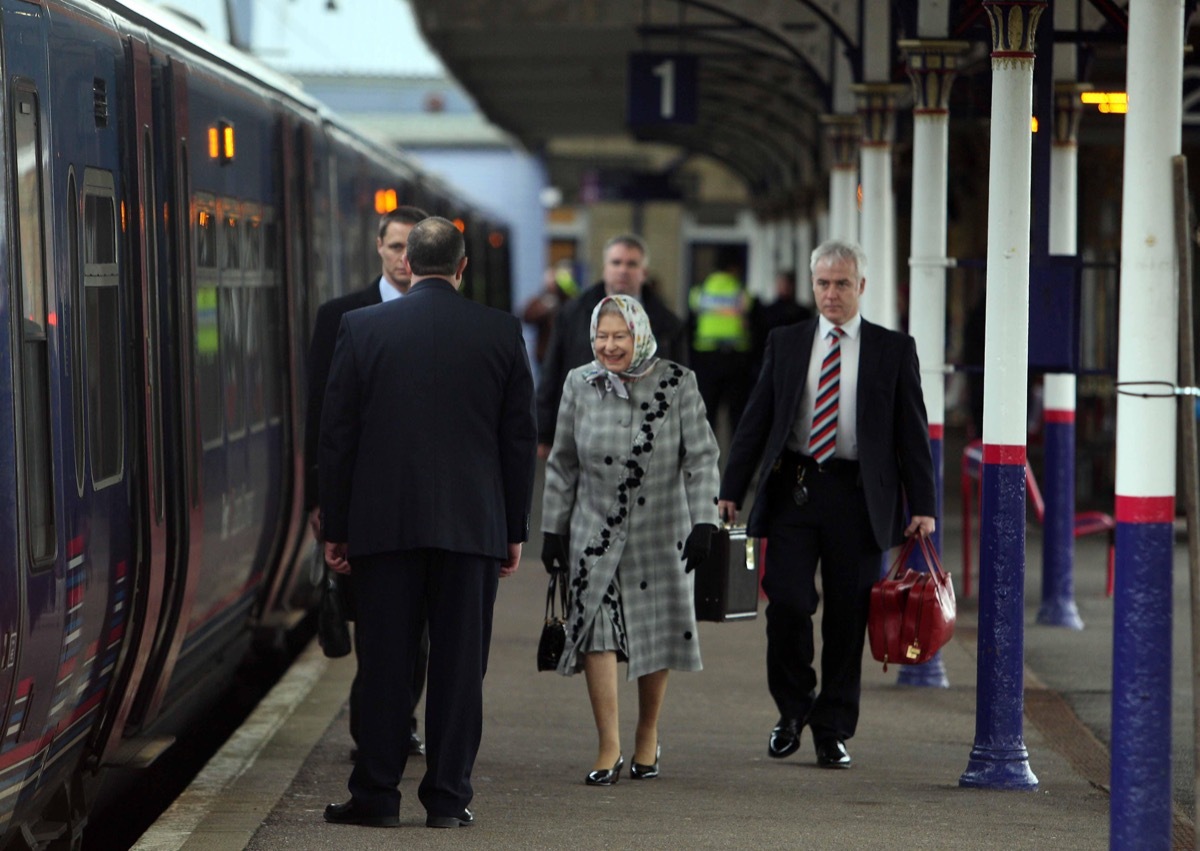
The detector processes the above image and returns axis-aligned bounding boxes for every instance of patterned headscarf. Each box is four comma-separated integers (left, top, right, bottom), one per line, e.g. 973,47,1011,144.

582,294,659,399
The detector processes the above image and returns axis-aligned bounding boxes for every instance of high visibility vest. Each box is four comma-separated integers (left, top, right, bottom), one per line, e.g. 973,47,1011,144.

689,271,750,352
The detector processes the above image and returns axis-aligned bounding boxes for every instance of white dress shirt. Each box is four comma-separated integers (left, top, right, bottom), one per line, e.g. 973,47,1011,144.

789,313,862,459
379,276,404,302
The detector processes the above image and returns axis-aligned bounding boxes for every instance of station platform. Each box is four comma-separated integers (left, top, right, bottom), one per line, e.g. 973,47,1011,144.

133,488,1197,850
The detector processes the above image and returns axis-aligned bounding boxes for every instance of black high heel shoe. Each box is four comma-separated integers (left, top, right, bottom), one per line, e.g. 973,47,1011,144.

630,744,661,780
585,755,624,786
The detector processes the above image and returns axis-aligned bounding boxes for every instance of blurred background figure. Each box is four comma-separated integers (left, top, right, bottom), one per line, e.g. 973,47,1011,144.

750,269,813,378
522,259,578,365
688,248,753,438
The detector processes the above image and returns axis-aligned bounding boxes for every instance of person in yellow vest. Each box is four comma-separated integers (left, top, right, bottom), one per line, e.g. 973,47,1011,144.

688,249,753,436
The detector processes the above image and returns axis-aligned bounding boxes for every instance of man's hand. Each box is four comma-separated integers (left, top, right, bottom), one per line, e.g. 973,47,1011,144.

324,541,350,574
904,515,936,538
501,542,523,577
717,499,738,525
537,443,552,460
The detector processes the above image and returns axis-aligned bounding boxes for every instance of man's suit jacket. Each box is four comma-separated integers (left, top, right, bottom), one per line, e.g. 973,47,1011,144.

319,278,537,560
536,281,686,443
305,281,382,510
720,317,936,551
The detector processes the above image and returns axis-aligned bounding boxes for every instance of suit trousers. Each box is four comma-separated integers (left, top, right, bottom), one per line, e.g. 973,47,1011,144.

761,458,881,743
347,549,499,818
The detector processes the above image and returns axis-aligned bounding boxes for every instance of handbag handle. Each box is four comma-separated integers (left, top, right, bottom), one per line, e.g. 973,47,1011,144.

545,571,568,621
886,534,948,580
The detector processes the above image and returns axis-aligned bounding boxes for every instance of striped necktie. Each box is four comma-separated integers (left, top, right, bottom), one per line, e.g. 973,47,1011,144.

808,327,845,464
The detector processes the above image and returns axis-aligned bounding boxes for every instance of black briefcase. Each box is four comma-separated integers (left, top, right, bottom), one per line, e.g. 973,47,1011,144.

693,526,759,622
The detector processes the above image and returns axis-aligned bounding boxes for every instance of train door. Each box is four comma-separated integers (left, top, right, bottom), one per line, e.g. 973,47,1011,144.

131,57,204,725
0,0,63,818
92,35,174,762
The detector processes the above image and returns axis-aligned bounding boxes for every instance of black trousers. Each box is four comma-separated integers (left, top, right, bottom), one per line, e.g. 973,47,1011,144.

347,549,499,817
349,618,428,747
761,455,881,743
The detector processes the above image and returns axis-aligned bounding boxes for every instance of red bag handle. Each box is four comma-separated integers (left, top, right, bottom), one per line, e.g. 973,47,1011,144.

885,533,947,581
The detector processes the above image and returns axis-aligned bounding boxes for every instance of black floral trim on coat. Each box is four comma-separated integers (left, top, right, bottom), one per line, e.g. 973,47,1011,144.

568,362,687,658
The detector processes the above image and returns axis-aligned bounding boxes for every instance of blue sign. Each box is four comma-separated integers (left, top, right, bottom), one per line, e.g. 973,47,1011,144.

628,53,697,126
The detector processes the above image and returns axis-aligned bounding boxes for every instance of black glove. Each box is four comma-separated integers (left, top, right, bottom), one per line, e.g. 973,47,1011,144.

541,532,570,574
682,523,718,573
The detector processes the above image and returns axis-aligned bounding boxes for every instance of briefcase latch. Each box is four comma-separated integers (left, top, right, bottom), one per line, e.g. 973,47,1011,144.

905,641,921,660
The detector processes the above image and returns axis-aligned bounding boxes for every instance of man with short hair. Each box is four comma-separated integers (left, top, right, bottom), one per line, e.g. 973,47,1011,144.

718,239,936,771
320,216,536,829
305,205,429,760
536,234,686,455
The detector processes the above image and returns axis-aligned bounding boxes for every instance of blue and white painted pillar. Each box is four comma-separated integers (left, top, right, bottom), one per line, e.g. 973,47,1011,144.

959,0,1043,791
853,83,904,332
897,39,968,689
821,115,860,243
1111,0,1183,847
1037,77,1090,631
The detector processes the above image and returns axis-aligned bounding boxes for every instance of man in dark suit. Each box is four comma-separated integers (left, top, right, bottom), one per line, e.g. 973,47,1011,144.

718,240,935,770
535,233,686,456
320,217,536,829
305,205,429,759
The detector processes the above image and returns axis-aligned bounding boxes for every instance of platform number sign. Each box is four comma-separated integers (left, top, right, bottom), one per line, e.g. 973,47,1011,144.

628,53,697,126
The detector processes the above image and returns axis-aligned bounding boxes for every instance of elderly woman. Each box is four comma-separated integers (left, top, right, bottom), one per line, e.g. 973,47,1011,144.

541,294,720,785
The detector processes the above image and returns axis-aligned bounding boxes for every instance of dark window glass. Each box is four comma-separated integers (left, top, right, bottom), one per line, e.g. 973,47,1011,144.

83,170,124,486
13,87,55,563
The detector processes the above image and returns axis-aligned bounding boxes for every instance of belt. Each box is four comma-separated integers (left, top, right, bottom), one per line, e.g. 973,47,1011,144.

777,448,860,476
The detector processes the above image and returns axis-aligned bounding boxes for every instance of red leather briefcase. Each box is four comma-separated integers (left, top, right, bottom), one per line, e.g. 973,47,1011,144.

868,535,955,671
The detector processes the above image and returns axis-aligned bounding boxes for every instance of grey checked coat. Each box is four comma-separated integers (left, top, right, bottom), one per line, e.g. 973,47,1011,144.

542,359,721,680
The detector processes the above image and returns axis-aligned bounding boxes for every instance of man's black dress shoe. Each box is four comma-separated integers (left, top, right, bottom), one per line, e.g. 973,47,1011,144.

768,718,802,759
585,755,624,786
630,744,660,779
323,800,399,827
410,731,425,756
815,739,852,768
426,808,474,828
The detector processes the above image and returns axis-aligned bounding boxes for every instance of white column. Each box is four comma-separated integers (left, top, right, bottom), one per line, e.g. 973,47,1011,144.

821,115,860,243
853,84,905,330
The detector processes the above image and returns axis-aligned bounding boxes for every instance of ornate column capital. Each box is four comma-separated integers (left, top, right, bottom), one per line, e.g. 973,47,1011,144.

899,40,971,114
850,83,907,146
820,114,861,169
1053,81,1092,146
983,1,1048,64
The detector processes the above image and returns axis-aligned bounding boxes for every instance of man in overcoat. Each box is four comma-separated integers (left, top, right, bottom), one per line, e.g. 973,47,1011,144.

718,239,936,770
305,205,429,759
320,217,537,828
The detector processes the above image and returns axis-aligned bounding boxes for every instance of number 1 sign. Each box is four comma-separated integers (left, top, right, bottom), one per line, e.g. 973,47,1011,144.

627,52,697,126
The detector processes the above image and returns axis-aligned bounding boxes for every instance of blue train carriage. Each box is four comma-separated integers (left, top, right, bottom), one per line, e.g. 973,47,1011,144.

0,0,318,843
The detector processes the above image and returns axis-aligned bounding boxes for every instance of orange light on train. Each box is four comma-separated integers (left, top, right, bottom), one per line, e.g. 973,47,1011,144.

1031,116,1039,133
488,231,505,248
120,201,127,231
209,121,235,163
375,189,398,214
452,218,466,233
47,312,57,327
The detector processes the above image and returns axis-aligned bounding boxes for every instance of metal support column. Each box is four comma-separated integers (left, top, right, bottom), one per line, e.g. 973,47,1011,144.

853,84,904,331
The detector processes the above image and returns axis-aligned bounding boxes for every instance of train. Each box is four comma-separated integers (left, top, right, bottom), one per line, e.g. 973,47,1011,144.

0,0,512,847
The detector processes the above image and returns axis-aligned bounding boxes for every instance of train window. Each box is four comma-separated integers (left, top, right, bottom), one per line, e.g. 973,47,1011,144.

194,196,222,446
244,215,261,273
12,84,55,565
68,173,85,495
220,287,244,438
83,169,124,488
222,212,239,271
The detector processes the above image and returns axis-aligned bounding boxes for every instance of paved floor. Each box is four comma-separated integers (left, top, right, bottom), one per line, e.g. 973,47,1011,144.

134,449,1199,850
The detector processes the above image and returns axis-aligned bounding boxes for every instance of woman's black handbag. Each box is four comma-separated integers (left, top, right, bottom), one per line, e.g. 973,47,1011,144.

318,569,353,659
537,572,569,672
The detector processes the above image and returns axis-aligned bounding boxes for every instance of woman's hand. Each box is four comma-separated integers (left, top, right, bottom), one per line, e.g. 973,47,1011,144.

682,523,718,573
541,532,570,574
